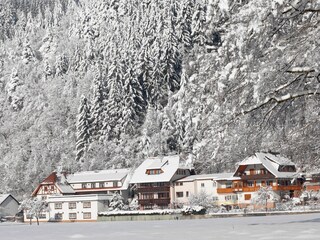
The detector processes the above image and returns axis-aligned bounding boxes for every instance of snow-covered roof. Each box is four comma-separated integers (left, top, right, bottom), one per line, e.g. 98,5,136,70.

67,169,130,183
177,173,235,182
0,194,19,205
47,194,113,202
235,152,298,178
56,183,75,194
130,155,189,184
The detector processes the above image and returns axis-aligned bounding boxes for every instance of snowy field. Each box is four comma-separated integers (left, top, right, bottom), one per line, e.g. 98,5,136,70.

1,213,320,240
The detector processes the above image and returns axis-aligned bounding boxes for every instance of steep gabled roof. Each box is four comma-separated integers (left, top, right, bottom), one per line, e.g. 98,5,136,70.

67,169,130,183
130,155,189,184
42,172,57,184
0,194,19,205
234,152,298,178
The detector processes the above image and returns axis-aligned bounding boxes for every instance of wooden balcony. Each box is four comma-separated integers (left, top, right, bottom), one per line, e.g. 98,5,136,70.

138,198,170,206
217,188,234,194
240,173,275,180
273,185,302,191
137,186,170,193
217,185,301,193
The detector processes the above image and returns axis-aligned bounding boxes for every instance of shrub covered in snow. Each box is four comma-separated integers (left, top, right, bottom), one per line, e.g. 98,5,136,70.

181,206,206,215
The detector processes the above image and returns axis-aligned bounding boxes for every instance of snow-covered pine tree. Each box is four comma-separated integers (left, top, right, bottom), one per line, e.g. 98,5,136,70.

90,67,106,139
148,40,165,109
22,40,35,64
161,16,182,93
121,66,142,135
55,54,69,76
75,95,91,163
192,1,207,46
101,59,125,140
7,68,24,111
43,60,52,80
179,0,195,50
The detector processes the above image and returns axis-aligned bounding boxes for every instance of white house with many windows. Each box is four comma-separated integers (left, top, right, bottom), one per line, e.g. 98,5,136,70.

46,194,111,222
29,168,131,222
67,169,131,199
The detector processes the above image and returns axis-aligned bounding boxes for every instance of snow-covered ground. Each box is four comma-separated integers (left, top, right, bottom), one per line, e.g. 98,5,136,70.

1,213,320,240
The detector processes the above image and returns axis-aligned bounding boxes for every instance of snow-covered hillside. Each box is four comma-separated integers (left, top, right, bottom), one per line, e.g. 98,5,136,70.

0,0,319,198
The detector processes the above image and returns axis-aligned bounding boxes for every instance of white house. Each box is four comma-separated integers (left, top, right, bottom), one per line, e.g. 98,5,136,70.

67,169,131,199
46,194,111,222
0,194,20,217
27,194,112,222
172,173,237,206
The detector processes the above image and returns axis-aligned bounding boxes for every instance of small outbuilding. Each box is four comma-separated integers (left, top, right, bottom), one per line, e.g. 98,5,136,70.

0,194,20,217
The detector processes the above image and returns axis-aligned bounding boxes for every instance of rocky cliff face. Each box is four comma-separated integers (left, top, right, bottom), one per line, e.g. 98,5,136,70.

0,0,319,198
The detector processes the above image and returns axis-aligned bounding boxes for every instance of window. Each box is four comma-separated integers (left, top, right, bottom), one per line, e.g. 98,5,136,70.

41,196,47,201
91,183,96,188
158,193,169,199
51,186,55,191
225,195,238,201
142,193,153,199
267,180,273,186
69,202,76,209
99,182,104,188
83,201,91,208
250,169,255,175
213,196,219,201
82,183,87,189
147,169,162,175
201,183,205,187
176,192,183,198
54,202,62,209
177,169,186,175
83,212,91,219
113,181,118,187
69,213,77,220
186,191,189,197
244,194,251,200
247,181,254,187
176,182,183,186
38,213,46,219
44,186,48,192
55,213,62,220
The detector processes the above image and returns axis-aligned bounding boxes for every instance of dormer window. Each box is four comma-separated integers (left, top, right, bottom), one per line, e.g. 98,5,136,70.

146,169,162,175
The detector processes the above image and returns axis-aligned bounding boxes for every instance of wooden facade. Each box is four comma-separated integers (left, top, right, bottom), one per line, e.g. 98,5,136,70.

136,183,171,209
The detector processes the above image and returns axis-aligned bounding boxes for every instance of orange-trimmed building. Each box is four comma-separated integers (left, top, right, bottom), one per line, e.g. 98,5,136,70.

216,152,303,208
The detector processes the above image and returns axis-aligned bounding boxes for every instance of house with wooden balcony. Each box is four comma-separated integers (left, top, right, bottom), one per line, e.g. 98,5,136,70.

216,152,303,208
130,155,194,210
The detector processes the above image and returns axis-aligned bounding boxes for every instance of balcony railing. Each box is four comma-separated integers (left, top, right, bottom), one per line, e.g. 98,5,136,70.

137,186,170,193
138,198,170,206
217,185,302,193
273,185,302,191
240,173,275,180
